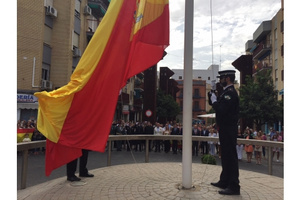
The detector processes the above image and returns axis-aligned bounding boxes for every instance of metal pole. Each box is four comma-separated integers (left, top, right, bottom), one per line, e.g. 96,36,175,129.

268,146,273,175
107,140,112,166
145,139,149,163
21,150,29,189
182,0,194,189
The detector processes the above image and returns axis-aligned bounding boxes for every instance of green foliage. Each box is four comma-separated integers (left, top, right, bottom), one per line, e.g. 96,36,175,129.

156,89,180,121
201,154,217,165
239,70,283,129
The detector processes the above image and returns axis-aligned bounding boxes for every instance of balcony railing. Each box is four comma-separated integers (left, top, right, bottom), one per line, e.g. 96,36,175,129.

253,43,272,60
18,135,283,189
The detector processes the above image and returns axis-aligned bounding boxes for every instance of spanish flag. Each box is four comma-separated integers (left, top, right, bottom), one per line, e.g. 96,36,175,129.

34,0,169,176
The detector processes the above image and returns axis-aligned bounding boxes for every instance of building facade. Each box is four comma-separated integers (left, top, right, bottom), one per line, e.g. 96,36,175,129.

171,65,219,119
18,0,102,120
240,1,284,100
232,0,284,131
175,79,207,122
17,0,161,123
171,65,219,83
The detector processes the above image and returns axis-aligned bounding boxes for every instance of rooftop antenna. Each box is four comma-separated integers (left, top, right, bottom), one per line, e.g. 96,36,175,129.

220,44,222,71
210,0,216,84
210,0,213,66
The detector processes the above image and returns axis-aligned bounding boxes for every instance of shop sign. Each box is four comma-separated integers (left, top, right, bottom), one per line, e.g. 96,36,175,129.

122,105,129,114
17,94,38,103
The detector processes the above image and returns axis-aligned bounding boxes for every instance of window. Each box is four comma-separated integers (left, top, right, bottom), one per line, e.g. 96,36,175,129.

194,89,199,96
72,32,79,48
194,101,199,110
74,16,81,34
75,0,81,14
42,63,50,81
44,25,52,45
179,76,182,80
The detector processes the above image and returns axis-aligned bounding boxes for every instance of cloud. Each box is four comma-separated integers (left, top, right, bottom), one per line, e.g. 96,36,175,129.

158,0,282,78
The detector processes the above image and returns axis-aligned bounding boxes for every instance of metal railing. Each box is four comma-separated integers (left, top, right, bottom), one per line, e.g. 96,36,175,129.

17,135,283,189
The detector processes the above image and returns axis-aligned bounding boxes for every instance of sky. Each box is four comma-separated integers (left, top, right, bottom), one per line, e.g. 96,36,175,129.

157,0,282,81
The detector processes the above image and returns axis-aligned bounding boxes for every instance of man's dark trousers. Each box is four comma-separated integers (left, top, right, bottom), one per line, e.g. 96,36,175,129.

67,149,89,177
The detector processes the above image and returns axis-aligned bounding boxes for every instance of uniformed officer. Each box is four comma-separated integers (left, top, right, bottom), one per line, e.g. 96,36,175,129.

208,70,240,195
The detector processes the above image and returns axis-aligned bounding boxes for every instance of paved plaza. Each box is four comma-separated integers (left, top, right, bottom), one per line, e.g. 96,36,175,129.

18,162,283,200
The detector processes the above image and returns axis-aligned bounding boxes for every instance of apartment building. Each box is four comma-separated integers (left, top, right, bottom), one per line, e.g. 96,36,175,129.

235,1,284,101
232,0,284,131
17,0,108,121
170,65,219,122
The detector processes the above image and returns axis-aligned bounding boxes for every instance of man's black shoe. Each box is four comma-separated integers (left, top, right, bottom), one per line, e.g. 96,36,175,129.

79,172,94,177
67,176,81,182
211,182,227,189
218,188,240,195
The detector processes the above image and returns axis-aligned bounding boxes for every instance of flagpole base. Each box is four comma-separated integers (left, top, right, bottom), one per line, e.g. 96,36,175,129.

176,183,200,191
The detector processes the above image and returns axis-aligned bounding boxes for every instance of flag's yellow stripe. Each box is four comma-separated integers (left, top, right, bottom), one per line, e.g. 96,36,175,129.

34,0,124,143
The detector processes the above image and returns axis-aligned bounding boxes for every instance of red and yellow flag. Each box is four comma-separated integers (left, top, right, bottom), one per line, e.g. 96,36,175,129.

34,0,169,176
17,128,34,143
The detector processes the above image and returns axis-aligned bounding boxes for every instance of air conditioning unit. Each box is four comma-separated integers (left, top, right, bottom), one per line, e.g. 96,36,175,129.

46,6,58,18
84,5,92,15
73,48,82,57
41,80,53,89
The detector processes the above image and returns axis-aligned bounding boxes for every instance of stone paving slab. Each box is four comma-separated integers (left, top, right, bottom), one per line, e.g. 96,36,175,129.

17,162,283,200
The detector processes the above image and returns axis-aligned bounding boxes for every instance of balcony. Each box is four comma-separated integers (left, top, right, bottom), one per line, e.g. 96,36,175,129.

252,43,271,60
245,40,254,52
253,62,272,74
253,21,271,43
88,0,110,19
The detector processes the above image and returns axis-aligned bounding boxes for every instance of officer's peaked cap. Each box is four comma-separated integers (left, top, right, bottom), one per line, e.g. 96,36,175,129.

217,70,236,78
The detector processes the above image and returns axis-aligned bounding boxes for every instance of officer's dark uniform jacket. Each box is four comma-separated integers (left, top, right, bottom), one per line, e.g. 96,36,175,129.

213,85,239,128
211,84,240,191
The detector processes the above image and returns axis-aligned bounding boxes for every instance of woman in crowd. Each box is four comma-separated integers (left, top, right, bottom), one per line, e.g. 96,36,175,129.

272,131,282,162
236,129,244,161
208,127,217,156
163,124,171,153
254,130,263,164
244,128,254,163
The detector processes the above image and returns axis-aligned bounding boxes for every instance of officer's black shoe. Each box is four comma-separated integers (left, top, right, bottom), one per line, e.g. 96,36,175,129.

79,172,94,177
67,176,81,182
218,188,240,195
211,182,227,189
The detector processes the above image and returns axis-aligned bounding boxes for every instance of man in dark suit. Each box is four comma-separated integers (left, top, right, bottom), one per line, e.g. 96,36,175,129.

200,125,209,155
67,149,94,182
144,121,154,151
208,70,240,195
171,123,180,154
192,124,200,156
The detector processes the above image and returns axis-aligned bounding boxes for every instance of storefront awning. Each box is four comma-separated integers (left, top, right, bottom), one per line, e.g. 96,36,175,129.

17,103,39,109
197,113,215,118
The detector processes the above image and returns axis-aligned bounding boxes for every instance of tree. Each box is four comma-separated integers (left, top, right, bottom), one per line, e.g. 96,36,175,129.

156,89,180,123
239,70,283,130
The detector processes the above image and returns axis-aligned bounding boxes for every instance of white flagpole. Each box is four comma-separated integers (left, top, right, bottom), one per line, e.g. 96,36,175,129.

182,0,194,189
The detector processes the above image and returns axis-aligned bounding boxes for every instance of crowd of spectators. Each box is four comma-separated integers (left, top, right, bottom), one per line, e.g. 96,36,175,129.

18,119,283,162
240,127,283,164
109,120,284,163
110,120,221,156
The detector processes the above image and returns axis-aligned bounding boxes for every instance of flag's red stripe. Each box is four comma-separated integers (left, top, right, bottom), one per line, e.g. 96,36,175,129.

126,4,169,79
17,128,35,133
58,1,137,152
